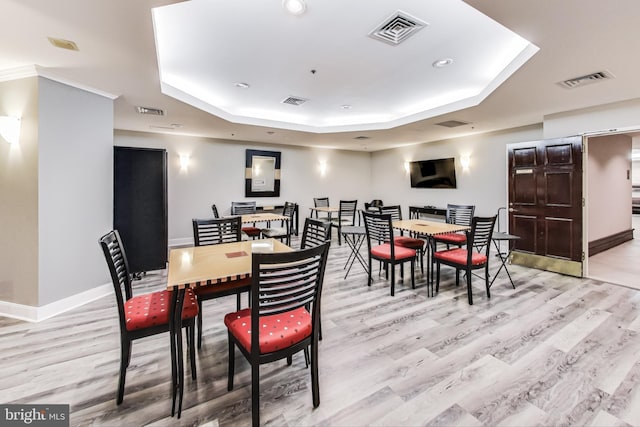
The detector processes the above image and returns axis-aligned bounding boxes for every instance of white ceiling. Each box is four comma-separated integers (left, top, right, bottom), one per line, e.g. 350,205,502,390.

1,0,640,151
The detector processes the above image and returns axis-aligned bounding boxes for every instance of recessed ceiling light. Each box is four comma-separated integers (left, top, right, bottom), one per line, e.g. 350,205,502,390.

341,105,352,110
432,58,454,68
282,0,306,15
234,82,250,89
47,37,79,51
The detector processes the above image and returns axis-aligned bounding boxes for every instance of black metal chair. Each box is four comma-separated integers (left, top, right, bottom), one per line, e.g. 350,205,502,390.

300,217,332,249
99,230,198,406
312,197,331,222
362,211,416,296
364,199,384,211
260,201,297,245
331,199,357,245
231,201,261,239
434,215,497,305
192,217,250,348
211,204,219,218
432,204,475,247
379,205,425,273
225,243,330,427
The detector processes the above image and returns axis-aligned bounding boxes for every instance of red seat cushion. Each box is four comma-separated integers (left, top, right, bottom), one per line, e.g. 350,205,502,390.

242,226,261,236
433,248,487,266
393,236,424,249
224,307,312,354
433,232,467,244
371,243,416,260
124,288,198,332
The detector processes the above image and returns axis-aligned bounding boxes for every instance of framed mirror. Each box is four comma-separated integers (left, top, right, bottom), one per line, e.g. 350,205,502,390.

245,149,281,197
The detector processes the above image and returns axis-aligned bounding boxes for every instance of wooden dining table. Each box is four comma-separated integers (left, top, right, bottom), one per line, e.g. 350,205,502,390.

392,219,470,296
240,212,288,224
166,238,293,417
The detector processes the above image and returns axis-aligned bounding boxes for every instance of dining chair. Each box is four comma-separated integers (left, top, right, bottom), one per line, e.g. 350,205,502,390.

364,199,384,211
379,205,425,273
99,230,198,405
432,204,475,247
260,201,297,245
434,215,497,305
362,211,416,296
225,242,330,427
192,217,250,348
231,201,261,239
312,197,331,221
331,199,357,245
300,217,332,249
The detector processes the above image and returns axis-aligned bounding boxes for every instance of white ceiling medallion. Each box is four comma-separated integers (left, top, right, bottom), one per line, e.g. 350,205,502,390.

368,11,428,46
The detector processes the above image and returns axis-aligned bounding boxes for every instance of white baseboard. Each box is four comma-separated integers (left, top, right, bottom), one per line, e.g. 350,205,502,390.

0,283,112,323
169,237,194,248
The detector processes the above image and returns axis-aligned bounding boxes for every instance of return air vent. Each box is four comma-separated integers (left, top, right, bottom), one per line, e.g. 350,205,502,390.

354,136,370,140
282,96,308,106
136,106,165,116
369,11,428,46
435,120,470,128
557,71,614,89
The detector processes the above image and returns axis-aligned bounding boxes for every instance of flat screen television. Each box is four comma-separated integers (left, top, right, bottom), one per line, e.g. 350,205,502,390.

409,157,457,189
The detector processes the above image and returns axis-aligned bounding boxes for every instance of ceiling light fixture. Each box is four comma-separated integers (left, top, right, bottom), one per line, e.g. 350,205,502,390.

234,82,250,89
432,58,454,68
341,105,352,110
282,0,306,16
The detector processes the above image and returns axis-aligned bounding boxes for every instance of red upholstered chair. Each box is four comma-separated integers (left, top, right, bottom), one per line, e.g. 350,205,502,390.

192,217,250,348
362,211,416,296
99,230,198,406
231,201,261,239
379,205,425,273
225,242,330,427
432,204,475,248
434,215,497,305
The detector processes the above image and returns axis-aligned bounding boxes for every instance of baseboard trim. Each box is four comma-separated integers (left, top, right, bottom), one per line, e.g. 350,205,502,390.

169,237,193,248
0,283,112,323
589,229,634,257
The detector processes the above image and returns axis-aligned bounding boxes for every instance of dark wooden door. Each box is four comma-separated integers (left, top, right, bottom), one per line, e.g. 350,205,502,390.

508,136,583,276
114,147,168,274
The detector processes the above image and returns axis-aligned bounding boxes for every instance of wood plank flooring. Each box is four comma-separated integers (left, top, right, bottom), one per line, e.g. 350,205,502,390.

2,236,640,426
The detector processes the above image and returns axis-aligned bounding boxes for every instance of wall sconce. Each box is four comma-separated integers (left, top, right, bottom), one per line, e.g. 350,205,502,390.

404,161,411,174
460,155,471,171
319,160,327,176
179,154,190,171
0,116,21,145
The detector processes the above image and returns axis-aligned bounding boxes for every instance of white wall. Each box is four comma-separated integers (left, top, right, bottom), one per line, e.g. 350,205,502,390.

38,78,114,305
114,131,371,244
587,134,632,241
0,77,39,306
370,125,543,221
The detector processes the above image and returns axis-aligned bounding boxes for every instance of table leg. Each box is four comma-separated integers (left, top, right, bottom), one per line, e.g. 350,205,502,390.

170,287,186,418
490,240,516,289
342,233,367,279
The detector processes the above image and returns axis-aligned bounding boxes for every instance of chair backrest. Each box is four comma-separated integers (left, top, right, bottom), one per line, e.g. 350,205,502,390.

301,217,331,249
314,197,329,208
446,204,475,226
231,201,257,215
468,215,497,258
338,200,358,223
379,205,403,221
211,204,220,218
193,217,242,246
362,211,399,257
99,230,132,331
250,243,330,349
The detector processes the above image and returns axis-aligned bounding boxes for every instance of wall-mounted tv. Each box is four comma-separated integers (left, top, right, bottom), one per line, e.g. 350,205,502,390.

409,157,457,189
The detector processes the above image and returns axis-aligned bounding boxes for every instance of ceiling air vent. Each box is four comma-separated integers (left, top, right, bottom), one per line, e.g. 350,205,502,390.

557,71,614,89
282,96,308,106
354,136,370,140
435,120,469,128
369,11,428,46
136,106,165,116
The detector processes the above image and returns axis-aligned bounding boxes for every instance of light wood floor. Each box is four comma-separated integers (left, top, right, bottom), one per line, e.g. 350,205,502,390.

2,235,640,427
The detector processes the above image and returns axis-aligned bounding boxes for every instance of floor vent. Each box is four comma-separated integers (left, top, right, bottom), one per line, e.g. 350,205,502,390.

557,71,614,89
435,120,469,128
282,96,308,106
369,11,428,46
136,106,165,116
